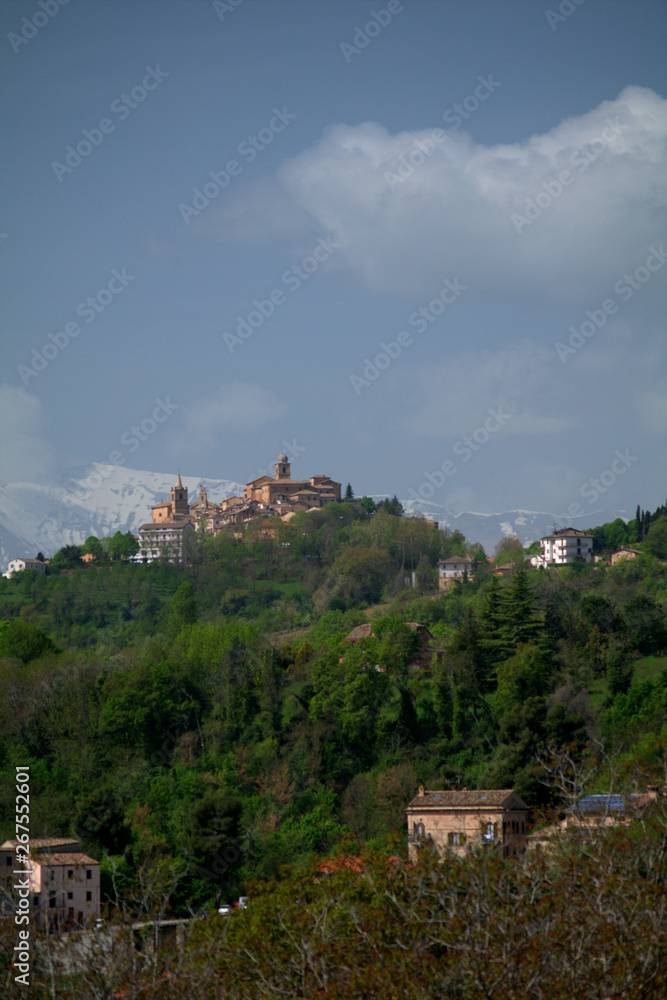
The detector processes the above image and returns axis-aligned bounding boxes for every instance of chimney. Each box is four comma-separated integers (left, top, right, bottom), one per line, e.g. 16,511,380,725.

418,785,425,797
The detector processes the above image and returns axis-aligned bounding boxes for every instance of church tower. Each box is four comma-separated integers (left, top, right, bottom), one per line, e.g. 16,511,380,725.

171,472,189,516
275,453,290,481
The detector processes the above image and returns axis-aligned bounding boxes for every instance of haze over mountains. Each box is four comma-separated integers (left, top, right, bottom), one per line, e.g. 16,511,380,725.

0,464,630,567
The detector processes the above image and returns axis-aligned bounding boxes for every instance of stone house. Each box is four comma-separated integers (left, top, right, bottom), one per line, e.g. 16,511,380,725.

610,547,642,565
406,788,529,861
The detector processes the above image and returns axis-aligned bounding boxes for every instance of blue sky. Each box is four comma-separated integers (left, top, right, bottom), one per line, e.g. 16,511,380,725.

1,0,665,517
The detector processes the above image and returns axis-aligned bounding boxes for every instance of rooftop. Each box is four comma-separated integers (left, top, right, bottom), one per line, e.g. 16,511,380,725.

407,788,529,810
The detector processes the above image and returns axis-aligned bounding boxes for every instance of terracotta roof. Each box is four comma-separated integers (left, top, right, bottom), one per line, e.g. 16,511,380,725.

30,853,99,866
2,838,80,850
541,527,593,540
439,556,473,565
407,789,529,810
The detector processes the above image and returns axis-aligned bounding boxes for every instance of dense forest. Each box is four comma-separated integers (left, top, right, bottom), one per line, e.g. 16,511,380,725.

1,499,667,995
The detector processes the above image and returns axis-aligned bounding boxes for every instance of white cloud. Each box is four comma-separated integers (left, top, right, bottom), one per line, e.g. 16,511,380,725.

264,86,667,304
178,383,286,452
0,385,54,484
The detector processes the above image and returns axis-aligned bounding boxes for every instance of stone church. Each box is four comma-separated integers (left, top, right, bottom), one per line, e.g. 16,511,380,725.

244,453,341,508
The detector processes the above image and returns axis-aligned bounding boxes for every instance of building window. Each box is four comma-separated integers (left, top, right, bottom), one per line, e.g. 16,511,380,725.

482,821,498,842
414,822,425,838
5,857,11,866
447,831,466,846
67,892,73,900
86,870,92,880
86,891,92,902
67,869,73,879
49,892,56,909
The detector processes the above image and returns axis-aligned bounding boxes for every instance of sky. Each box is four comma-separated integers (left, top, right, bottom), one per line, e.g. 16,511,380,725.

1,0,665,518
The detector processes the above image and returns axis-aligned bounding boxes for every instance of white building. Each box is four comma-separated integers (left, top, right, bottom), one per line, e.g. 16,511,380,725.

438,556,474,589
5,558,47,578
135,519,196,564
535,527,593,568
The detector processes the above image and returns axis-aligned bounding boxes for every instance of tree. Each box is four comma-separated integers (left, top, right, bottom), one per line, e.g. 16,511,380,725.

645,516,667,559
186,788,242,907
495,644,550,721
359,496,377,515
82,534,105,560
493,534,522,558
107,530,139,561
495,570,545,659
0,619,56,663
52,543,82,568
168,580,198,637
377,495,404,517
344,482,354,500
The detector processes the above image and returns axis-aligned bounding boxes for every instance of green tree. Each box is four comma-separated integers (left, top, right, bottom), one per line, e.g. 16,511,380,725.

185,788,242,907
496,644,549,718
107,530,139,561
344,482,354,500
0,619,56,663
495,570,544,659
377,494,404,517
82,535,105,560
168,580,198,638
52,543,83,568
645,516,667,559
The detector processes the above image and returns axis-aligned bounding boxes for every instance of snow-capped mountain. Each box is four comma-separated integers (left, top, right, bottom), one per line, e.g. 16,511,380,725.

0,465,244,567
0,464,629,566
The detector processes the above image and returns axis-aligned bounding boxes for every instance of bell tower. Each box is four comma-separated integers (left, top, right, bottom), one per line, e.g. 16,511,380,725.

171,472,189,516
275,453,290,481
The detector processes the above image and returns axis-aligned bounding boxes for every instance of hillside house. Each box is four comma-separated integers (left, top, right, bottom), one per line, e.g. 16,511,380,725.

1,838,100,931
406,788,529,861
5,557,47,578
610,547,642,565
438,557,474,590
535,527,593,568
